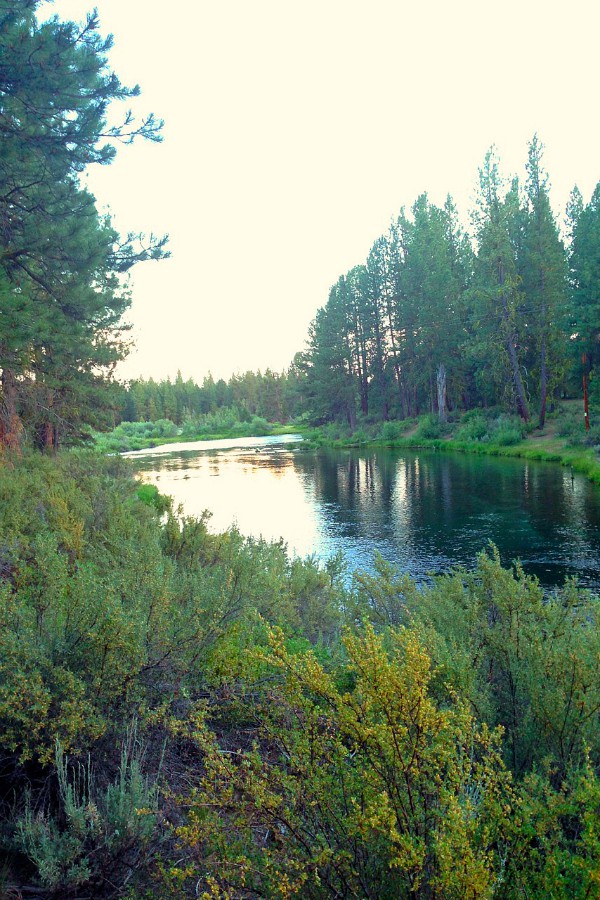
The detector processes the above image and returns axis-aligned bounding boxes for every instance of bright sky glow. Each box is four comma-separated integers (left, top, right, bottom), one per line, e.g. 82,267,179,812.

46,0,600,383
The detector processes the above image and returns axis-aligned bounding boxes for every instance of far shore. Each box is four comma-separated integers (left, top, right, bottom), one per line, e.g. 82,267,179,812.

99,401,600,486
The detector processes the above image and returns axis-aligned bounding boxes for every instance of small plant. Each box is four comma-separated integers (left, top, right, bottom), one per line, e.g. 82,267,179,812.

456,414,488,442
415,414,443,440
15,732,161,894
136,483,171,514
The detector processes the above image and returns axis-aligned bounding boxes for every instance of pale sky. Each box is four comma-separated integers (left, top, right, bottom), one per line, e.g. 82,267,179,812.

45,0,600,384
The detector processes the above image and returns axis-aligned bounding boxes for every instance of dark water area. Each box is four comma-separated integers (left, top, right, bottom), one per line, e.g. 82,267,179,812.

127,435,600,589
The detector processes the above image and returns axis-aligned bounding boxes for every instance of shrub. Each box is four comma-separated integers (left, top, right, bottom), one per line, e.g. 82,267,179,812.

493,424,523,445
381,420,403,441
456,414,488,442
415,414,443,440
136,483,171,514
455,413,525,445
15,736,160,894
172,625,514,899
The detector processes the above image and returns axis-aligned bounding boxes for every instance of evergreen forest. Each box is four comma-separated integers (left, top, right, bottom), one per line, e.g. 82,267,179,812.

110,141,600,448
0,3,599,899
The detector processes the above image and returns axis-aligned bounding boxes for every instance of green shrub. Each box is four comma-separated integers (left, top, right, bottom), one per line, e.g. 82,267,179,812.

15,736,160,894
456,414,488,441
455,413,525,445
415,413,443,439
381,420,403,441
136,483,171,514
2,450,600,896
249,415,270,435
493,425,523,445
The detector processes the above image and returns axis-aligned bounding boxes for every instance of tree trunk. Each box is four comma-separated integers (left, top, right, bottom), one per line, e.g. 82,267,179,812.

385,297,404,410
538,269,548,428
0,368,23,451
505,333,530,422
347,402,357,431
539,334,548,429
583,353,590,432
35,421,56,452
437,364,447,423
498,261,529,422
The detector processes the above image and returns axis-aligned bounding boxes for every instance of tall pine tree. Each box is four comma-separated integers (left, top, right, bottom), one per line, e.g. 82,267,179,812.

471,148,530,420
0,1,167,448
521,135,568,427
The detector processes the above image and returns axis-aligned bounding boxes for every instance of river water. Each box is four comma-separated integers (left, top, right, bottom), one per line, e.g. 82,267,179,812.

126,434,600,588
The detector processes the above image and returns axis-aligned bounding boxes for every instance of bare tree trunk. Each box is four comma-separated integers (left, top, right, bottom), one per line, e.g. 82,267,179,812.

437,364,447,423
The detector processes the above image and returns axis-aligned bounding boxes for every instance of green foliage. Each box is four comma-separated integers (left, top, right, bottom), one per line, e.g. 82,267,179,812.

136,483,172,514
414,413,444,440
381,419,406,441
15,735,160,894
115,368,305,433
175,625,513,899
354,547,600,776
95,409,288,450
556,402,600,448
296,138,599,431
94,418,179,452
456,412,490,441
1,451,599,896
0,2,167,450
503,759,600,899
455,412,526,446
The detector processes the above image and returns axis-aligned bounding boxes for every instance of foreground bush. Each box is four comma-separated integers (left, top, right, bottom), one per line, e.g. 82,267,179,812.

0,451,598,897
174,626,513,899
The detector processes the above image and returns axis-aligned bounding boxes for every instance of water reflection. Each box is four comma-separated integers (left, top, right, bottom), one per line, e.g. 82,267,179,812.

128,436,600,588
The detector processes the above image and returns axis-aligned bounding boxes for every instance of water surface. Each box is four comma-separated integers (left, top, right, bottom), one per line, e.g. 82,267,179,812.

127,435,600,587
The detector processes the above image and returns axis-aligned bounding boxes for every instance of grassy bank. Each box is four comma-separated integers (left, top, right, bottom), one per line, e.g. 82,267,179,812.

302,401,600,484
93,417,304,453
93,402,600,484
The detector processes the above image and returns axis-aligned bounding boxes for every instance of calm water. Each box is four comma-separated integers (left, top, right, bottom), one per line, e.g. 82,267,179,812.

127,434,600,588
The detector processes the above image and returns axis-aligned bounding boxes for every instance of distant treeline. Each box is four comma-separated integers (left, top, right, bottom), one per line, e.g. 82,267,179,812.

117,367,304,427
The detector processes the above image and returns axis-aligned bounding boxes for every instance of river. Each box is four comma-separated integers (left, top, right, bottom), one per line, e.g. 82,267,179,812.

126,434,600,588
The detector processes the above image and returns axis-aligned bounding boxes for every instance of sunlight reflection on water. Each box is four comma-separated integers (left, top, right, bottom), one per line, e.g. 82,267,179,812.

128,435,600,588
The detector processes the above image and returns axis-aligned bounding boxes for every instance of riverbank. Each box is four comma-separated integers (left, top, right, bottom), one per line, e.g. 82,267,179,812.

303,401,600,485
96,401,600,484
378,434,600,484
92,419,301,453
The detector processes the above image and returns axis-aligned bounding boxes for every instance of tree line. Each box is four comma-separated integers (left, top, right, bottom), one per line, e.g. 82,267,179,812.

117,138,599,439
301,138,599,431
118,367,304,427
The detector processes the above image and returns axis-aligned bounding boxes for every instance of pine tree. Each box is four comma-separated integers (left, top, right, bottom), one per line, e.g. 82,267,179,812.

471,148,530,420
568,182,600,397
521,135,568,427
0,1,167,448
304,279,358,427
